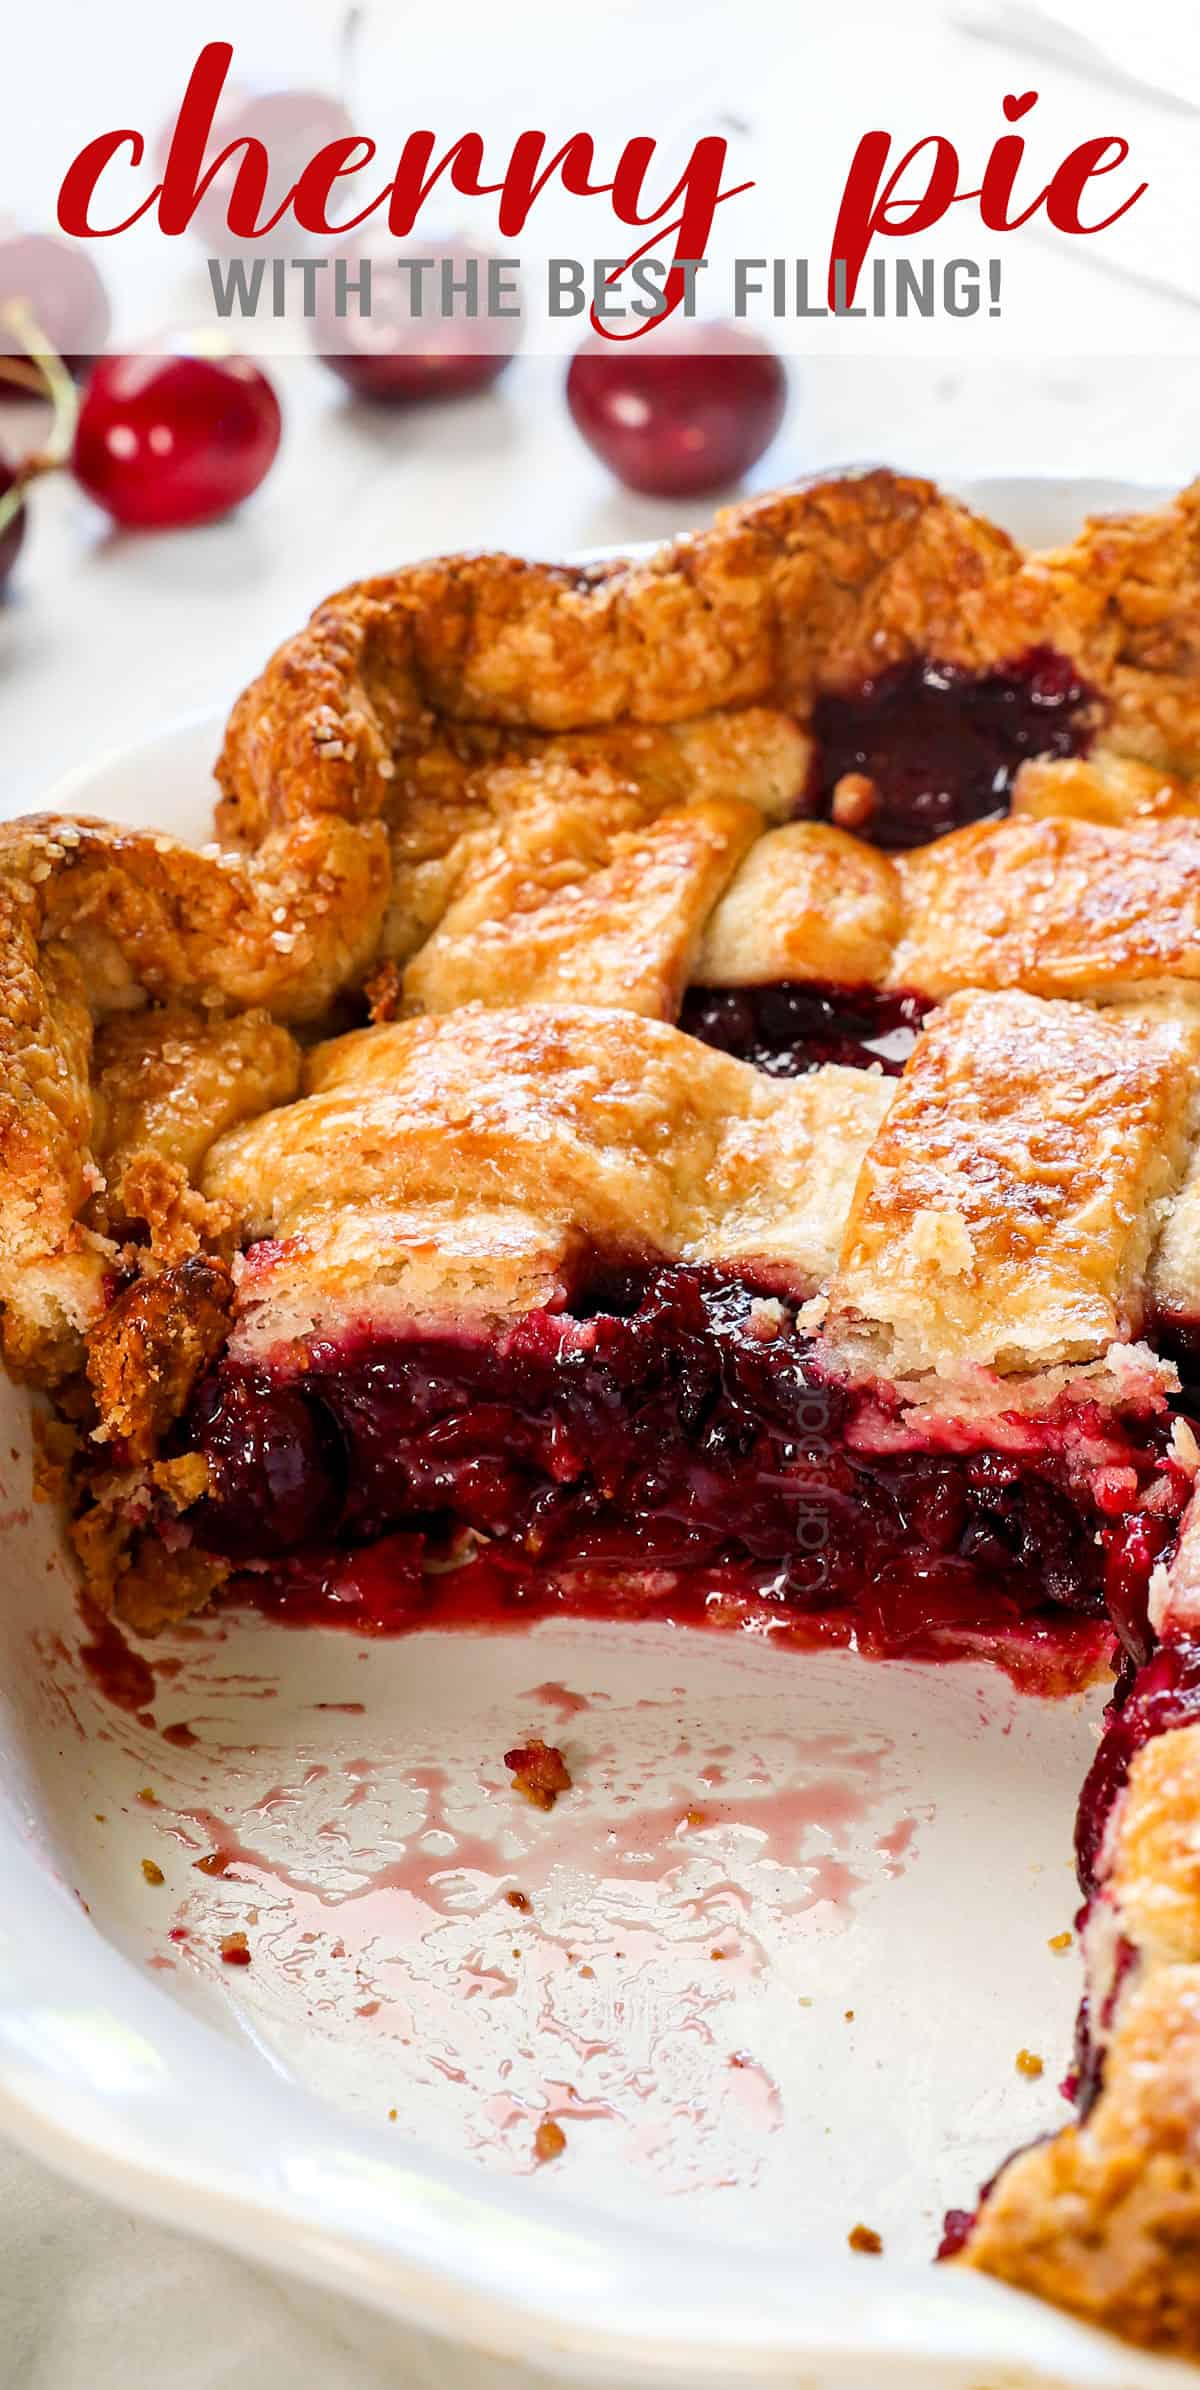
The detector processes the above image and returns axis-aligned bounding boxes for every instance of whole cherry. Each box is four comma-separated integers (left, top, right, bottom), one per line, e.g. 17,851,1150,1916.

0,231,111,392
311,235,520,402
190,1372,337,1557
566,322,788,498
155,84,358,253
73,353,282,530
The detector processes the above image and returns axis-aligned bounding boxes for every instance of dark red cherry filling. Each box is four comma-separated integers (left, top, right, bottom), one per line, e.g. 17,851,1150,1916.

679,981,932,1076
678,651,1096,1069
937,2208,978,2261
1063,1932,1139,2122
809,646,1095,849
182,1249,1200,2275
1075,1636,1200,1899
182,1263,1179,1678
186,1369,344,1556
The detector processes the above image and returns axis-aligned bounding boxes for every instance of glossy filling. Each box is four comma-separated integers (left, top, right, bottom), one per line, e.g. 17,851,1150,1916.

180,1264,1181,1680
679,647,1097,1070
809,645,1095,849
1076,1637,1200,1899
680,981,932,1076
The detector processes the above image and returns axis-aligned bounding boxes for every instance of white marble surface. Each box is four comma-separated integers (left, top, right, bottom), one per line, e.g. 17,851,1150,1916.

0,2152,390,2390
4,152,1200,2379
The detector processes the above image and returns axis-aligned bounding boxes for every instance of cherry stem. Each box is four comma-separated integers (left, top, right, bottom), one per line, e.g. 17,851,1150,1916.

0,356,49,396
338,4,364,111
0,301,80,542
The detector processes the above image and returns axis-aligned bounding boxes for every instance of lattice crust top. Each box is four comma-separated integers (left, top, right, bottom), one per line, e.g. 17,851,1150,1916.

183,987,1199,1397
201,1006,895,1358
10,473,1200,1386
208,470,1200,1022
698,811,1200,1005
213,470,1200,850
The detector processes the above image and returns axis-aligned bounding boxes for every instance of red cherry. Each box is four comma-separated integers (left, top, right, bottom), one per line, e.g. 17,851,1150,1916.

154,86,358,254
0,232,110,390
72,354,282,531
0,458,26,589
312,235,519,403
566,323,788,499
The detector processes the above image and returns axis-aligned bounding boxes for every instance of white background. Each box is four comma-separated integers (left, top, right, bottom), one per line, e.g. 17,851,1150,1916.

3,3,1200,2384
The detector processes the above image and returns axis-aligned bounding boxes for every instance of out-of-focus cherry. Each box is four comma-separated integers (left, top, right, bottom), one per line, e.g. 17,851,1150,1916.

0,232,111,389
155,85,358,253
311,235,520,402
72,353,282,530
566,322,788,498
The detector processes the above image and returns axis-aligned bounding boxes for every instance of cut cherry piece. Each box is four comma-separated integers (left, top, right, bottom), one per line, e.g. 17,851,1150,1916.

0,231,110,390
311,235,520,403
566,323,787,498
188,1371,340,1557
937,2210,977,2260
810,647,1096,849
679,980,932,1076
1100,1510,1171,1667
72,354,282,529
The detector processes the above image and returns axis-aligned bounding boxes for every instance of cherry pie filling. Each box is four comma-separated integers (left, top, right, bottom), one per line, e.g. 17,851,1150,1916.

678,647,1095,1074
173,1263,1187,1684
680,982,932,1076
807,645,1096,849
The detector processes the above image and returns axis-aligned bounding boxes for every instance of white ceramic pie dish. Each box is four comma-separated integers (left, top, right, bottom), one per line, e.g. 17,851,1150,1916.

1,476,1197,2390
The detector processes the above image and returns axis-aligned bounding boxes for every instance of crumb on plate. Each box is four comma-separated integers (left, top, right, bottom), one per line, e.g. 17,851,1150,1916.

503,1738,572,1810
848,2223,883,2255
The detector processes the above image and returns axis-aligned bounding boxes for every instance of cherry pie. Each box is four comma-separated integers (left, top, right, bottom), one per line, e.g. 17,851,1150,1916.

9,469,1200,2352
